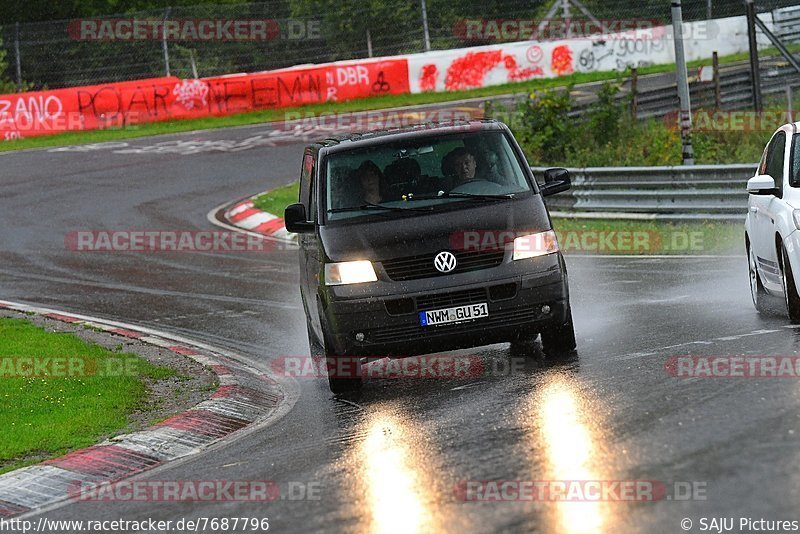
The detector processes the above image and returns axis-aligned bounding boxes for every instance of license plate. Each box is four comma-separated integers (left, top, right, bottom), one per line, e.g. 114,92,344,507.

419,302,489,326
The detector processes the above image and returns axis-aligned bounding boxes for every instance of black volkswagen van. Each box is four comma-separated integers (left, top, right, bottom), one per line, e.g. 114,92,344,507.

285,120,575,393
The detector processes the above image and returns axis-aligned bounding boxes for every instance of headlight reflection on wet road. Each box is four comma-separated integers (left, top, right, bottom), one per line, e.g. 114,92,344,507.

536,375,608,534
358,413,437,534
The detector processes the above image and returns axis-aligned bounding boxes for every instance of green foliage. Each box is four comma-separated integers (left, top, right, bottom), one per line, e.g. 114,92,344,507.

0,37,16,94
586,82,623,145
487,80,770,166
515,87,573,163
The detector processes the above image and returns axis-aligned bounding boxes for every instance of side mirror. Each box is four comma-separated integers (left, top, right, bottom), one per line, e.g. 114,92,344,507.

284,203,314,233
540,167,571,197
747,175,777,196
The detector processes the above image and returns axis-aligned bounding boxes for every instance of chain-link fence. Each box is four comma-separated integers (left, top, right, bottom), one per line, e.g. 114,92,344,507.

1,0,799,91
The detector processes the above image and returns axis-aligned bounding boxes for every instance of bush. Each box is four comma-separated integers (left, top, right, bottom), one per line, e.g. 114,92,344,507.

0,38,17,94
487,80,770,166
514,87,572,163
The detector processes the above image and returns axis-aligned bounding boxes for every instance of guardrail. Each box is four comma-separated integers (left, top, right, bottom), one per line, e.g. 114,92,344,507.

532,164,758,221
499,56,800,122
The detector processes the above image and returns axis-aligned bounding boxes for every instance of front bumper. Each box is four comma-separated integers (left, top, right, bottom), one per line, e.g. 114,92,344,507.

319,253,569,357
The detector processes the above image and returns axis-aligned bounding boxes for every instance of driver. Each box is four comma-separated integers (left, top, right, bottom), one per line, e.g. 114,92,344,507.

446,147,480,185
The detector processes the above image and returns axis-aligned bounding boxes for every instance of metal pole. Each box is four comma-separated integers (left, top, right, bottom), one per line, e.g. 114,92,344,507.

562,0,572,38
420,0,431,52
707,0,712,19
189,49,198,79
162,7,172,77
671,0,694,165
745,0,762,111
630,68,638,119
787,85,793,123
14,22,22,92
713,51,721,109
366,30,373,58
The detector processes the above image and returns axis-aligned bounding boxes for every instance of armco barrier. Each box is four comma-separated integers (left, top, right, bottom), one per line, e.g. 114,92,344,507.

534,164,758,221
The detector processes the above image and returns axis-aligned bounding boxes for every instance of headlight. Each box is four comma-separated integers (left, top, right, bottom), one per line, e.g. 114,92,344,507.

793,210,800,230
513,230,559,260
325,260,377,285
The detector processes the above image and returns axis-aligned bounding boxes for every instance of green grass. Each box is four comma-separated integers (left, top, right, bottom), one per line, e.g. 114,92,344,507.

551,217,742,255
251,180,742,255
0,47,789,153
0,318,177,474
252,182,300,216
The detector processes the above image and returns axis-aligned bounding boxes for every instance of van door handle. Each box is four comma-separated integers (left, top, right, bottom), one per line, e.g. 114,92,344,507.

749,207,759,213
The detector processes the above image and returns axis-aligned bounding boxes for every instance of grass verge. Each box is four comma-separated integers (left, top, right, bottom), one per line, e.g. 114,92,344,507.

248,181,742,255
0,318,177,474
0,47,788,153
252,183,300,216
551,217,742,255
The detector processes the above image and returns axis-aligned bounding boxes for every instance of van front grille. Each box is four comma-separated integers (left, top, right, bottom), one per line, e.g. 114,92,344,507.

381,250,505,281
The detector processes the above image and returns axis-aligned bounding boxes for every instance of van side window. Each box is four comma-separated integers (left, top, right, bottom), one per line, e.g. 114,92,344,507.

298,153,316,221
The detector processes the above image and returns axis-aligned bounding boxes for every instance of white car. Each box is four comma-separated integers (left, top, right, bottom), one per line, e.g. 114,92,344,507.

746,122,800,322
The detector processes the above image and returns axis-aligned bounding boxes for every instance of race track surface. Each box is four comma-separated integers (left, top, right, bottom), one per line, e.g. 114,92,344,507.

2,123,798,533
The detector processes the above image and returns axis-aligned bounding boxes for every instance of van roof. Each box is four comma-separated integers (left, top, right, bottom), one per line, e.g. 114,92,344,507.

310,119,505,151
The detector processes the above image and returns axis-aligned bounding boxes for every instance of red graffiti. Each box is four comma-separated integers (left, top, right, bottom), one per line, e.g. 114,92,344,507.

551,45,574,76
1,59,409,141
443,50,542,91
420,64,439,92
503,55,544,82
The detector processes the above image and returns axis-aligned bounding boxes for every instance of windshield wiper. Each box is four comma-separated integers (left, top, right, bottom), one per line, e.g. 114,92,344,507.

402,191,516,201
329,202,433,213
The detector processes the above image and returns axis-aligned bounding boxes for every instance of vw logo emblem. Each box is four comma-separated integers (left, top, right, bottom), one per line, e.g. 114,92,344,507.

434,251,457,273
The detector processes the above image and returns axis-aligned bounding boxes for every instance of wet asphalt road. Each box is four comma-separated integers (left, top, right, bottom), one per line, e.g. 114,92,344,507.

2,125,800,533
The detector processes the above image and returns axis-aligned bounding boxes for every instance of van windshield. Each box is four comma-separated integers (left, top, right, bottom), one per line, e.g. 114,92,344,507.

324,131,532,221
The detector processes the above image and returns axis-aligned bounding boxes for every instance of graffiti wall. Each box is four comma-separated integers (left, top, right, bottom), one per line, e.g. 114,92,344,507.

407,16,755,93
0,15,761,142
0,59,408,141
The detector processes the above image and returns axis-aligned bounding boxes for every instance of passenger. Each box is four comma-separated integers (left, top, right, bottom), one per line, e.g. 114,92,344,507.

353,160,384,204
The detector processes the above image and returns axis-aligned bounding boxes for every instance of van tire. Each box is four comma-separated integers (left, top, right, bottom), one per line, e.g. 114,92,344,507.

327,358,363,395
306,317,363,394
540,308,577,358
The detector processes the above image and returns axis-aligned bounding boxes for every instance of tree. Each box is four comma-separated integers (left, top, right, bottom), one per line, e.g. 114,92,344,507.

0,37,18,94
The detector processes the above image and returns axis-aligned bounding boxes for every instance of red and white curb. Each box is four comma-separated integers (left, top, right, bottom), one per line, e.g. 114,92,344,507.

0,300,295,519
223,192,296,242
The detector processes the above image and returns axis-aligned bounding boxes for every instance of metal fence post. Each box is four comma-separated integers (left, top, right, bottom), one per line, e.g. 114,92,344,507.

366,30,373,58
14,22,22,92
162,7,172,77
189,49,198,79
745,0,762,111
671,0,694,165
420,0,431,52
630,68,638,119
713,51,721,109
